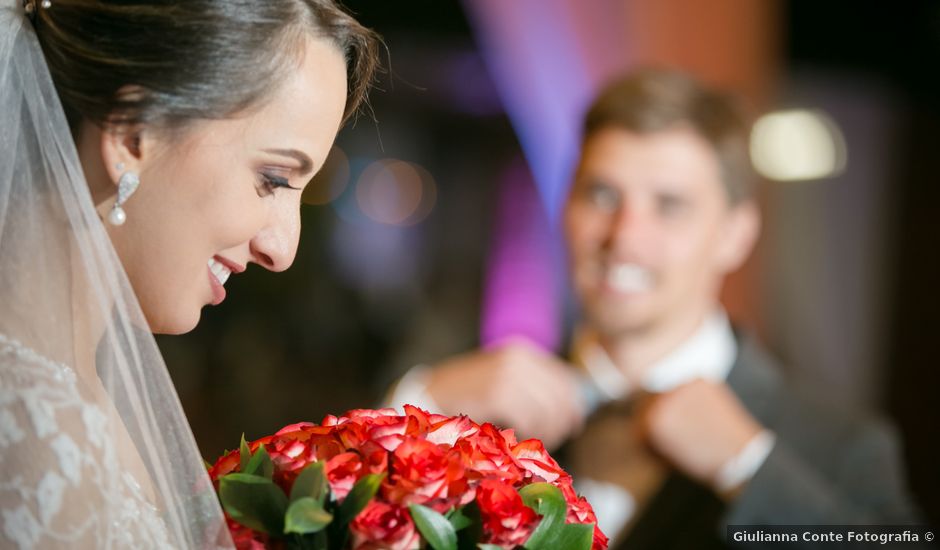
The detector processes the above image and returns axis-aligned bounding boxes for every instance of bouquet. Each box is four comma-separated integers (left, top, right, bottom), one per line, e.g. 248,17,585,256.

207,405,608,550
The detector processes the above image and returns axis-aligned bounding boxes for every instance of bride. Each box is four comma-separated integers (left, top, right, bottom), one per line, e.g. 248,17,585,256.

0,0,379,547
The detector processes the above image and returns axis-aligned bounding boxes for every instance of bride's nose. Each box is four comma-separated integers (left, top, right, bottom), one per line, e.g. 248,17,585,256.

248,200,301,272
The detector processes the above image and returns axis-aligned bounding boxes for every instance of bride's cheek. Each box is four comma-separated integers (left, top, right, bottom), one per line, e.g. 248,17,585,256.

224,202,269,245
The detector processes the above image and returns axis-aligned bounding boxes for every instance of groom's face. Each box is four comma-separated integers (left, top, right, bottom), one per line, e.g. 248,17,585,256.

563,125,755,339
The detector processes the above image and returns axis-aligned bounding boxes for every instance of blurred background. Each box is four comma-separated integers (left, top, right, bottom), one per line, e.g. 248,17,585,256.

157,0,940,525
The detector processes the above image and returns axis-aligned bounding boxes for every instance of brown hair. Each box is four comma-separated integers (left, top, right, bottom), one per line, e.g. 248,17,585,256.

31,0,381,133
584,68,754,203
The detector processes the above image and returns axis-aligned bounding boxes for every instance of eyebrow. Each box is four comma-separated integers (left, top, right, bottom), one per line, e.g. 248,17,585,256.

263,148,314,177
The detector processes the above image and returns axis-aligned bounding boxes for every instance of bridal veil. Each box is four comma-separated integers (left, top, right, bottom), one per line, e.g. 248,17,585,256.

0,2,230,547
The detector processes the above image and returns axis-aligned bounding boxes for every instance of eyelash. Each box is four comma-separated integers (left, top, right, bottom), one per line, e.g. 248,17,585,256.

258,172,300,195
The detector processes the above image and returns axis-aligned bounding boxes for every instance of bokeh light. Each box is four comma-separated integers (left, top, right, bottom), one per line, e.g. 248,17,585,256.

750,109,847,182
355,159,437,226
302,146,350,205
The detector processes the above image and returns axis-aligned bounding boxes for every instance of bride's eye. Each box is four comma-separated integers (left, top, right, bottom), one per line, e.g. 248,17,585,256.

257,172,300,196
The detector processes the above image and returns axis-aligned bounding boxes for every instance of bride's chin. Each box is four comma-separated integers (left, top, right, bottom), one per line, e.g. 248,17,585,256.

146,308,202,336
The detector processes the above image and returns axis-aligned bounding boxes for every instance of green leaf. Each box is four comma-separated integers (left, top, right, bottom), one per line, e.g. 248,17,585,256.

477,545,503,550
553,522,594,550
519,483,567,550
446,506,473,532
409,504,458,550
244,443,274,479
284,497,333,535
329,474,385,550
290,462,328,504
219,473,288,535
454,501,482,550
239,434,251,472
329,473,385,549
336,473,385,526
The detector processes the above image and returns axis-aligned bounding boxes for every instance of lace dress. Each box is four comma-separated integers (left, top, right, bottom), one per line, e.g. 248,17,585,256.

0,333,174,549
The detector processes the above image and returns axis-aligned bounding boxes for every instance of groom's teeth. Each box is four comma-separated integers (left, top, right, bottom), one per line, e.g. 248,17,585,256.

208,258,231,286
607,264,652,293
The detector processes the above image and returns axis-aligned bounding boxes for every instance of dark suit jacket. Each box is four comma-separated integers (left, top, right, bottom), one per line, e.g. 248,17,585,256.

565,334,921,550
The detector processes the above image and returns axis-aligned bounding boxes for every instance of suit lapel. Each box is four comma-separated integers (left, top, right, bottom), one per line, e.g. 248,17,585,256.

725,332,784,427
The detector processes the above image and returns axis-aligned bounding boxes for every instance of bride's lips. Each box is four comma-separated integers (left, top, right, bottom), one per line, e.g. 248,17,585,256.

207,267,226,305
207,255,245,306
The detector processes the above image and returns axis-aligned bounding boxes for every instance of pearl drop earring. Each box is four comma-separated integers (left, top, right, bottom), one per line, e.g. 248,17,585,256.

108,163,140,226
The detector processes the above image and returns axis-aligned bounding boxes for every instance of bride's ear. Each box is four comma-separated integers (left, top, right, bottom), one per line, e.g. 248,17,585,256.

99,127,143,183
99,85,152,185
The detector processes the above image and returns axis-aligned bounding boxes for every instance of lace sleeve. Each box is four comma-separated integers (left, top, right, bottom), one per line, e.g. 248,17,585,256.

0,335,173,549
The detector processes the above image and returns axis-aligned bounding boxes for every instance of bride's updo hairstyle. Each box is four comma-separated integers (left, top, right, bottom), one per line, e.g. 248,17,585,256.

29,0,379,134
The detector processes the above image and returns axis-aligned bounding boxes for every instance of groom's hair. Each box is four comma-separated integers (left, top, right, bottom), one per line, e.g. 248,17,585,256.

30,0,382,135
584,68,755,205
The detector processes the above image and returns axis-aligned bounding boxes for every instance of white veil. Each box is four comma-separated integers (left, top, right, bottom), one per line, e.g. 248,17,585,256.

0,3,231,547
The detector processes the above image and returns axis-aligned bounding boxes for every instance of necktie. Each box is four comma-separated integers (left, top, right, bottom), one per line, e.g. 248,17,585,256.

566,391,670,544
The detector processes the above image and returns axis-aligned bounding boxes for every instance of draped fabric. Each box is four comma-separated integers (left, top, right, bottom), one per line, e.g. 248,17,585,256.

0,3,231,547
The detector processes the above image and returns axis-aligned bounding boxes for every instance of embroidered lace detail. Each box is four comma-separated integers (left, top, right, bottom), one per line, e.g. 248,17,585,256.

0,334,173,549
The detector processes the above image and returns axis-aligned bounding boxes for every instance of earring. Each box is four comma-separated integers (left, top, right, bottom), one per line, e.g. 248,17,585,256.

108,165,140,226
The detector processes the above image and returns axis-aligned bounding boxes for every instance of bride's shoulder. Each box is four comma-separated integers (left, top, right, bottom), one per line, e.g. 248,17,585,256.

0,333,173,549
0,333,84,438
0,332,77,387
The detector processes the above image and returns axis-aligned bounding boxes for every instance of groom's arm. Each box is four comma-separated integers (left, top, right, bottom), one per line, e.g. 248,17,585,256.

725,417,921,525
640,379,921,525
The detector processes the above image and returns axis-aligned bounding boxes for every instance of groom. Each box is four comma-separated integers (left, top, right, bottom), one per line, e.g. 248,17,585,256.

387,69,919,548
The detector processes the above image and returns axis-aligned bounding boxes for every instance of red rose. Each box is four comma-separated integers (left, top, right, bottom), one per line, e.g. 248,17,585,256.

383,436,469,512
275,421,317,434
263,429,345,491
400,404,457,438
476,479,539,548
454,423,524,484
565,494,608,549
332,418,371,451
267,433,318,474
569,496,608,550
226,517,274,550
350,501,419,550
556,479,609,550
208,450,240,481
323,448,388,502
510,439,567,484
364,416,410,452
337,407,402,424
208,435,278,482
567,494,595,523
425,414,479,447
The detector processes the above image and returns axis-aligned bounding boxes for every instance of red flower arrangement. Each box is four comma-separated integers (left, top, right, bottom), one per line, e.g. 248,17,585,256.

207,405,608,550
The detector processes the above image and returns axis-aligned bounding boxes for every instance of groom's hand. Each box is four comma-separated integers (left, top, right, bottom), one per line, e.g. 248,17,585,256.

425,339,585,450
640,379,763,492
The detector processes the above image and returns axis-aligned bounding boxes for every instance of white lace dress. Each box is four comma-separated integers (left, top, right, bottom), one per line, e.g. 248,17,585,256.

0,333,174,549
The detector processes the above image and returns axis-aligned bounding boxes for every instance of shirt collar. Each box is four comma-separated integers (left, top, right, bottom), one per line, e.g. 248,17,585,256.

573,309,738,401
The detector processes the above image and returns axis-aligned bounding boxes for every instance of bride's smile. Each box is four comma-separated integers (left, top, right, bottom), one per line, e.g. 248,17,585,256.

79,36,348,335
207,255,243,305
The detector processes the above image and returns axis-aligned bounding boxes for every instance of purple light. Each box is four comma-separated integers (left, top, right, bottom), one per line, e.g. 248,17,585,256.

480,159,564,350
463,0,631,350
